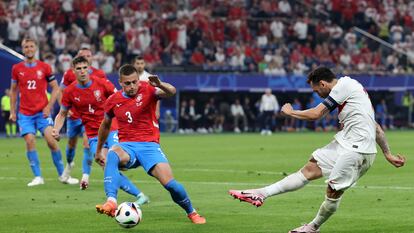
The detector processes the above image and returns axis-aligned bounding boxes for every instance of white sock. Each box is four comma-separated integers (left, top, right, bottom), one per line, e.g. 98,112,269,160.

311,196,341,229
107,197,117,204
257,171,309,198
82,174,89,180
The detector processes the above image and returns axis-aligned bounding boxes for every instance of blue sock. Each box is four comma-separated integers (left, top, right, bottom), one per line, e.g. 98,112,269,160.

104,150,121,199
119,173,141,196
26,150,41,177
82,148,92,175
66,146,75,164
164,179,194,214
51,150,64,176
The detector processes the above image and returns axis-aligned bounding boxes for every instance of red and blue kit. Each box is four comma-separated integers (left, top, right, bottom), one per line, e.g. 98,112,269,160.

104,82,160,143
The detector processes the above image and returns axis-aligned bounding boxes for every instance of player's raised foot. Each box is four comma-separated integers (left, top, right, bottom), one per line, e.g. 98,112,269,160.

96,200,117,217
135,192,150,206
59,175,79,185
288,224,320,233
80,174,89,190
187,211,206,224
228,189,265,207
27,176,44,187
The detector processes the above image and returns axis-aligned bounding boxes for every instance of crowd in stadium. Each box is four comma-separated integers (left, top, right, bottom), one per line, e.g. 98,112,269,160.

1,0,414,74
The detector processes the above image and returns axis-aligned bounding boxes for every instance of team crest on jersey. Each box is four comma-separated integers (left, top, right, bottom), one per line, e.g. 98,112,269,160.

136,94,143,106
94,90,102,101
36,70,43,79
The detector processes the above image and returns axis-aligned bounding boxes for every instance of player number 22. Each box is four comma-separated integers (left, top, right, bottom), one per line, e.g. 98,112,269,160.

125,111,133,123
27,80,36,89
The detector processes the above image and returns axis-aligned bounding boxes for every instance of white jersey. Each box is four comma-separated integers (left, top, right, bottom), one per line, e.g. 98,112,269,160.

139,70,151,82
326,76,377,154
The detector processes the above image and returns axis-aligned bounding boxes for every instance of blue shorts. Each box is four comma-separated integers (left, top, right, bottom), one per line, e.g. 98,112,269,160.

66,118,84,138
119,142,169,174
88,131,119,156
18,112,53,137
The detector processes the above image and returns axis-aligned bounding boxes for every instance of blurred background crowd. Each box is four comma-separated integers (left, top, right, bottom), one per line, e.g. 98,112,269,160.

1,0,414,75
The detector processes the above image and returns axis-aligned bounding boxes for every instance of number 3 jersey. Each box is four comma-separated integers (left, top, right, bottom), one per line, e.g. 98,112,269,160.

104,81,160,143
61,76,118,138
11,60,55,115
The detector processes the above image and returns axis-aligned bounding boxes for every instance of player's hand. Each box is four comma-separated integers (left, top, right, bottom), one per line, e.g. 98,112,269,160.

43,105,51,118
95,151,106,168
51,128,60,141
281,103,293,116
9,113,16,122
68,110,73,118
148,75,161,87
385,153,406,168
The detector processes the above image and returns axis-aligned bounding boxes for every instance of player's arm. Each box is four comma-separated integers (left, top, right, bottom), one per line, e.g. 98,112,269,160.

375,123,406,168
281,103,329,121
9,82,18,122
52,106,69,141
95,114,113,167
148,75,176,98
44,80,60,117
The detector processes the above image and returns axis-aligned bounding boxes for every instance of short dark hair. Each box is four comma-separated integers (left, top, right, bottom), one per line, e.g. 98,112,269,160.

72,56,89,67
119,64,138,78
307,67,336,84
133,56,144,63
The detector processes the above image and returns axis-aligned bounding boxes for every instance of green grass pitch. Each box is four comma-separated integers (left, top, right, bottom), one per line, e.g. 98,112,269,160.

0,131,413,233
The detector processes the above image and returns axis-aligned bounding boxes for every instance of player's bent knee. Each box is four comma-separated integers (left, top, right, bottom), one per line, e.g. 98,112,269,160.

326,186,344,199
109,146,129,165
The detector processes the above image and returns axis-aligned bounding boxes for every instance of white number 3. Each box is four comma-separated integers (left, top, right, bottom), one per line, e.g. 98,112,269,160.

125,111,133,123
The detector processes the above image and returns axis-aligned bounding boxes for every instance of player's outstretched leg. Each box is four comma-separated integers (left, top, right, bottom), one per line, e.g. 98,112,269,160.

229,171,309,207
80,147,92,190
96,150,121,217
118,173,150,206
163,179,206,224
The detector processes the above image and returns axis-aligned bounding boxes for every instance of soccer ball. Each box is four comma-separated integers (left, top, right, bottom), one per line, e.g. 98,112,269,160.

114,202,142,228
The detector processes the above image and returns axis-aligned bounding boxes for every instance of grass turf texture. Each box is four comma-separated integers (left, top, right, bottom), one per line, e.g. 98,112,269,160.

0,131,413,233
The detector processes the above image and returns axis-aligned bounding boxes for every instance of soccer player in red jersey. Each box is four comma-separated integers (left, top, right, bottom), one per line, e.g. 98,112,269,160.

94,65,205,224
9,38,77,186
59,47,107,188
53,57,149,204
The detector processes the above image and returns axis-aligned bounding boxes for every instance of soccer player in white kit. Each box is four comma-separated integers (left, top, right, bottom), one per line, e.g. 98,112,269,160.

229,67,406,233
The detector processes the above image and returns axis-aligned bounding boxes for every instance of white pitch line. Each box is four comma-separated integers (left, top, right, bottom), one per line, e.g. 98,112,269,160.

0,176,413,191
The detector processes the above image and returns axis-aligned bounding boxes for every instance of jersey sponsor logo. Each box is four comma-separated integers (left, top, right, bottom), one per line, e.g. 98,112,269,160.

94,90,102,101
36,70,43,79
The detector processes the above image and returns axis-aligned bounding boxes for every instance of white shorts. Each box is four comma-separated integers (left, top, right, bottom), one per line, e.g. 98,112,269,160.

312,140,376,191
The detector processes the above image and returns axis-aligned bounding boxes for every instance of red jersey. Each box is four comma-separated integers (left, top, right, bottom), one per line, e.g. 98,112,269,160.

105,82,159,143
61,67,106,120
61,76,118,138
11,60,55,115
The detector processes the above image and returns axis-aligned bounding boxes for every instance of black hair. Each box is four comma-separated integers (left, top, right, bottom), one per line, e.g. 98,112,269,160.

118,64,138,79
307,67,336,84
72,56,89,67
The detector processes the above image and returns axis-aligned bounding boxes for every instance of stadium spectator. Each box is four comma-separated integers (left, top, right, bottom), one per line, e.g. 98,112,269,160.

1,88,16,137
259,88,279,135
230,99,247,133
243,97,257,132
376,99,395,130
